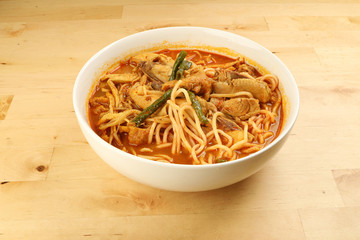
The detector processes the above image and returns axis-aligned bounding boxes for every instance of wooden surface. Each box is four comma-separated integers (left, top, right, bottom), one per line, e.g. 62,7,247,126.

1,0,360,239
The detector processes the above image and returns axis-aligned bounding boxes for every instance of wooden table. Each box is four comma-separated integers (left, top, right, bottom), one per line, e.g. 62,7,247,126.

1,1,360,239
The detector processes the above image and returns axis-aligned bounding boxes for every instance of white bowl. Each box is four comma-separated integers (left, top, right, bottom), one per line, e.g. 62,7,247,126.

73,27,299,192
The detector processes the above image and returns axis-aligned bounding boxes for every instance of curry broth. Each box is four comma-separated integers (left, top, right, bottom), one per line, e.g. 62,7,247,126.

88,49,283,164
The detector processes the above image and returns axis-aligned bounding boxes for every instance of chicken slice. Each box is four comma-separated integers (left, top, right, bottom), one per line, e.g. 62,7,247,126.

221,98,260,120
232,78,271,103
119,126,149,146
162,67,213,100
129,84,163,109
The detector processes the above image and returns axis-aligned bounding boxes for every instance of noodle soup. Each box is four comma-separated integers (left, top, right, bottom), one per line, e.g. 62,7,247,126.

88,49,283,165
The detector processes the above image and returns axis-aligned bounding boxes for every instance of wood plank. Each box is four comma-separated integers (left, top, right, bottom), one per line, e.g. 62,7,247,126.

0,147,53,182
0,72,76,95
46,145,121,180
270,47,322,73
268,84,360,171
0,118,87,148
333,169,360,207
0,20,133,74
5,93,74,120
0,170,343,222
299,207,360,240
0,209,305,240
267,16,360,31
1,0,360,238
123,3,360,18
315,47,360,74
0,2,123,22
243,31,360,48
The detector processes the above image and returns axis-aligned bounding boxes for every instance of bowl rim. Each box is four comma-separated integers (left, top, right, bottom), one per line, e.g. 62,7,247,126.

73,26,300,169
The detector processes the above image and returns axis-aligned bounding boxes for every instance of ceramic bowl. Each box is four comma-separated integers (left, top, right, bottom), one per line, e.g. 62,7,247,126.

73,27,299,192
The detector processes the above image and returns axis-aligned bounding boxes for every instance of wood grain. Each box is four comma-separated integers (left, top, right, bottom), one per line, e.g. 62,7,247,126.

333,169,360,207
0,0,360,239
0,95,13,120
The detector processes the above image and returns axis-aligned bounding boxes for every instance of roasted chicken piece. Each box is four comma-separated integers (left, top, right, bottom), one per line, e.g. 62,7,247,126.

119,126,149,146
128,84,163,109
131,53,175,90
162,67,213,100
213,78,271,103
221,98,260,120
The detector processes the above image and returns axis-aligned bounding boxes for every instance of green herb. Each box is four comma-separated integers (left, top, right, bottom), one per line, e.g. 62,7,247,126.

170,51,187,81
176,60,192,80
187,90,209,124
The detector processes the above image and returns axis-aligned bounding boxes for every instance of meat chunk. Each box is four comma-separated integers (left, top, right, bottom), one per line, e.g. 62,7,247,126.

162,68,213,100
216,116,241,131
221,98,260,120
89,96,109,107
129,84,163,109
213,69,244,83
237,64,258,77
132,53,175,89
227,130,254,143
212,76,271,103
119,126,149,146
161,80,177,90
212,82,233,95
216,117,255,142
100,73,138,83
130,52,173,66
232,78,271,103
138,61,172,83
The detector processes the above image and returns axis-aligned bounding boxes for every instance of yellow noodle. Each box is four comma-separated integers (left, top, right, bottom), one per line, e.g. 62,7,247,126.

155,123,166,144
207,59,240,69
230,123,249,151
249,117,263,133
210,91,253,98
260,110,276,122
112,128,122,146
191,144,201,164
106,91,115,114
129,147,137,156
206,144,233,158
98,110,140,130
148,122,157,144
207,153,214,164
107,79,120,108
168,104,180,154
258,134,265,144
257,74,279,91
179,105,206,145
211,112,224,145
139,148,153,153
170,80,183,102
262,131,274,139
168,100,192,153
194,50,202,59
241,143,262,153
162,125,172,143
138,155,163,161
156,159,172,163
156,142,172,149
155,154,172,161
272,88,282,114
206,129,233,148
